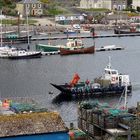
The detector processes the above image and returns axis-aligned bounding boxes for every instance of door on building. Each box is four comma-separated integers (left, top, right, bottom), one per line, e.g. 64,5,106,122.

32,9,35,16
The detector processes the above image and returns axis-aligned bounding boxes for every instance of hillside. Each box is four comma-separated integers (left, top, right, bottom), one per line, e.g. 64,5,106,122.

0,0,17,15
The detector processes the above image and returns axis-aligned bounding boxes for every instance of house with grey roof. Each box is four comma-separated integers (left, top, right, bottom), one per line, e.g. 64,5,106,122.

16,0,44,17
0,112,69,140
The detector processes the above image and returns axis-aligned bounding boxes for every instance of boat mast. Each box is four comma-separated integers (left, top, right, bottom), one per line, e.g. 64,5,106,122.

17,11,20,37
25,0,30,50
0,10,2,47
107,56,111,69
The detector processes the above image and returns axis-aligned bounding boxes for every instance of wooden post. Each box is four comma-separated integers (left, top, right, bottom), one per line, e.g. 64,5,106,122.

17,12,20,37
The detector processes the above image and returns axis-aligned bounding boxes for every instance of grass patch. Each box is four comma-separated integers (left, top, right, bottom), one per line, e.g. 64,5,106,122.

2,19,37,25
80,8,110,12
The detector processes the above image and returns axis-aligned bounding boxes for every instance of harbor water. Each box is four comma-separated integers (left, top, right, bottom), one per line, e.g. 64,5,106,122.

1,31,140,127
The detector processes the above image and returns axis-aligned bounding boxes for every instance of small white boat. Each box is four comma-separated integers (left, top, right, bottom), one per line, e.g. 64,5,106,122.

96,45,124,52
8,49,42,59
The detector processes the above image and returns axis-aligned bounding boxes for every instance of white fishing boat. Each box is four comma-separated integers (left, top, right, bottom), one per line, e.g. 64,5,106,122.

96,45,124,52
8,49,42,59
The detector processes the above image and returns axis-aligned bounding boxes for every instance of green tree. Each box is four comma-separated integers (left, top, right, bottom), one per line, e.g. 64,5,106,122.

137,7,140,12
127,0,132,8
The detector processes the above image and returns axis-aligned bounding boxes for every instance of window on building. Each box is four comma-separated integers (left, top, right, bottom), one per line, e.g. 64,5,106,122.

26,4,30,8
32,4,36,8
38,9,42,13
38,4,41,8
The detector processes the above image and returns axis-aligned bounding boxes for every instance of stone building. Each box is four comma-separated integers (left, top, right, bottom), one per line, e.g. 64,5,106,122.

16,0,44,17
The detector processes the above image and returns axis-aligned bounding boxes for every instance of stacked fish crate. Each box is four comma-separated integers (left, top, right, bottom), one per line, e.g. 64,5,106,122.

77,101,126,138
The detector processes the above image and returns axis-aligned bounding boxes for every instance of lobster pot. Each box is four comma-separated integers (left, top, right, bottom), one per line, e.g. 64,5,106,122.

92,113,99,125
78,117,82,129
119,116,132,126
81,108,87,120
69,129,87,140
77,106,82,117
98,115,105,128
94,78,110,87
86,109,93,123
81,119,87,131
86,123,94,136
94,125,103,136
104,116,118,128
86,123,103,137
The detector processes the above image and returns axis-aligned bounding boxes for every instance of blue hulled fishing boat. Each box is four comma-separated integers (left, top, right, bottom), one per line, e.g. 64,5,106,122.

51,58,132,100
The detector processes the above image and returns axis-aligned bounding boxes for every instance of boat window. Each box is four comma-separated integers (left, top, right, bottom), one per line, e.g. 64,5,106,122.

111,71,117,74
105,70,111,74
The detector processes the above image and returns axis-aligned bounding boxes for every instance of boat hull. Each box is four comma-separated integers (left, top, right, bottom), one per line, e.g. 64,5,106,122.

36,44,60,52
8,52,42,59
51,83,132,101
114,29,140,34
3,35,32,44
60,46,95,55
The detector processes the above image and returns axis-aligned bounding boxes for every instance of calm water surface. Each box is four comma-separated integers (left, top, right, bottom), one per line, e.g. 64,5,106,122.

1,31,140,126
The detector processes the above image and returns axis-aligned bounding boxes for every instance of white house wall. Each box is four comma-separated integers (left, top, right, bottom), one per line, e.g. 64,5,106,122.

103,0,112,10
132,0,140,9
80,0,126,10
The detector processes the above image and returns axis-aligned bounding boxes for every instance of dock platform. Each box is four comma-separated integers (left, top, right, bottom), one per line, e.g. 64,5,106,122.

31,33,140,41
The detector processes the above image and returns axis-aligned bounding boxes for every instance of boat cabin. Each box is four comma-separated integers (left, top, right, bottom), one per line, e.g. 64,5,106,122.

104,66,119,84
103,60,130,86
66,39,83,48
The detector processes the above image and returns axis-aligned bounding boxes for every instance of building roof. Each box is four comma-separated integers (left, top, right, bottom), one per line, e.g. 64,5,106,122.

0,112,68,138
19,0,42,4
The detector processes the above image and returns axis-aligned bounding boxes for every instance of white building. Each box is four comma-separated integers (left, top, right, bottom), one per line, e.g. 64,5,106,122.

80,0,127,10
80,0,103,9
132,0,140,9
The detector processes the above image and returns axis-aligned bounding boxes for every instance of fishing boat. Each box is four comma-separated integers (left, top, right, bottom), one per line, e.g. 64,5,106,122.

36,39,84,52
114,26,140,34
51,58,132,100
96,45,124,52
2,34,32,44
8,49,42,59
63,27,80,34
60,45,95,55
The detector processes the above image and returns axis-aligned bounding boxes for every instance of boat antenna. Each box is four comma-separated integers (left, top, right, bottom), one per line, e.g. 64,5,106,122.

107,56,111,69
25,0,30,50
124,83,128,110
0,10,2,47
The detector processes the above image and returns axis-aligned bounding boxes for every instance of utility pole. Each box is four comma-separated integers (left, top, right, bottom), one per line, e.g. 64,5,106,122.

0,10,2,47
